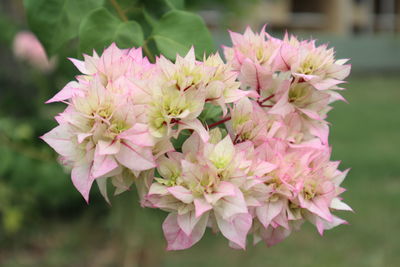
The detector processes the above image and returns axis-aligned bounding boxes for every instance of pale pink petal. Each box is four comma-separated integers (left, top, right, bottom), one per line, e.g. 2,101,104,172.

163,213,208,250
83,53,99,74
91,152,119,179
148,183,169,196
268,81,293,116
293,73,317,81
261,226,291,247
328,63,351,80
194,198,212,217
308,121,329,145
77,133,92,144
96,177,110,203
214,187,247,219
204,181,236,204
300,196,333,222
223,87,251,104
183,46,196,62
328,91,347,103
332,169,350,186
40,124,74,157
330,198,353,211
46,81,82,103
115,141,156,171
167,186,194,204
179,119,209,142
71,163,94,203
177,210,201,236
256,200,285,228
98,140,121,155
252,161,276,177
68,58,89,74
215,212,252,249
299,108,322,120
310,214,347,235
310,78,342,91
319,215,347,234
182,132,203,155
239,59,272,92
119,123,154,147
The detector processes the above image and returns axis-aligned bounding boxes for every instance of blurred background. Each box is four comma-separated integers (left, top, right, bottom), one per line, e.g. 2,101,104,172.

0,0,399,266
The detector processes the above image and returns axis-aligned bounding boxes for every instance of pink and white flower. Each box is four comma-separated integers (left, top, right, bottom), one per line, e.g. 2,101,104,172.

42,76,156,202
41,27,352,251
146,131,275,250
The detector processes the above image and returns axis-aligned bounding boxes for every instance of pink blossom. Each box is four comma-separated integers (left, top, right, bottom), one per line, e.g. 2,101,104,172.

278,35,351,90
42,76,156,202
13,31,56,73
146,132,275,249
41,27,352,250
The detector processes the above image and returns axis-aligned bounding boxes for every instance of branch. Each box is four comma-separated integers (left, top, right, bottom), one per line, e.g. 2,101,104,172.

258,94,275,104
207,116,231,129
109,0,128,22
142,39,155,63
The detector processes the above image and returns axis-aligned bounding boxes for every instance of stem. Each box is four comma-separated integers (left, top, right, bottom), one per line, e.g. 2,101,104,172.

259,104,273,108
208,116,231,129
170,118,180,124
142,40,155,63
109,0,128,22
233,134,240,144
109,0,156,63
259,94,275,104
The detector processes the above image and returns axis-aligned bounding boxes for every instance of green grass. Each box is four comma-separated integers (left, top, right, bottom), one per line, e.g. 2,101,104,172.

2,75,400,267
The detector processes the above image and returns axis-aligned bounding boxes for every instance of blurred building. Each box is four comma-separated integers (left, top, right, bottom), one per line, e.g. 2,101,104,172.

252,0,400,35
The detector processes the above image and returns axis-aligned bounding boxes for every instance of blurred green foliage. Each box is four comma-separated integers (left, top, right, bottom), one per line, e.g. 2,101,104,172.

78,7,144,54
152,10,214,59
24,0,215,59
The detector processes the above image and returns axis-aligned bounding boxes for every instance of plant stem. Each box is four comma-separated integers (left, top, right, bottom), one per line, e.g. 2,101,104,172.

208,116,231,129
142,40,155,62
108,0,156,62
109,0,128,22
259,94,275,104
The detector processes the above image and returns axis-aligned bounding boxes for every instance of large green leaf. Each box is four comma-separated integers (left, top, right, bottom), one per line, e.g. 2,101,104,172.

24,0,104,55
79,8,144,55
152,10,214,59
164,0,184,9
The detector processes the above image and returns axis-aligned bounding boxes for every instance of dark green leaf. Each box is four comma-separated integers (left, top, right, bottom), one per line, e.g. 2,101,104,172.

199,103,222,124
24,0,104,55
152,10,214,59
164,0,185,9
171,130,192,151
142,7,158,28
79,8,144,55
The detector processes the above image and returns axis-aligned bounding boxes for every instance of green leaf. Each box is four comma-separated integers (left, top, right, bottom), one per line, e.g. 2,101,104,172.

171,130,192,151
164,0,185,9
142,7,158,28
152,10,214,59
79,8,144,55
199,103,222,124
24,0,104,55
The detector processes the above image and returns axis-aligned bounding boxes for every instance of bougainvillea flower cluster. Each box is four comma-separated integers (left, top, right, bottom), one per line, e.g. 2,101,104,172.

42,27,352,250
